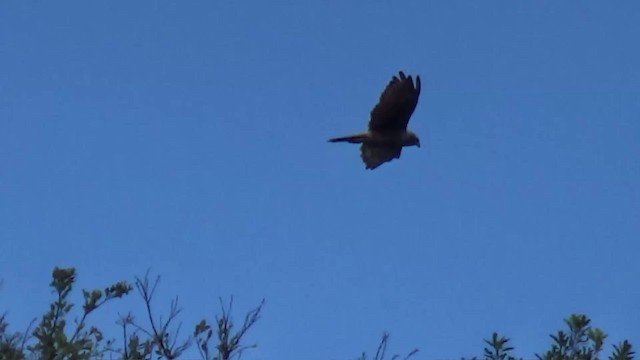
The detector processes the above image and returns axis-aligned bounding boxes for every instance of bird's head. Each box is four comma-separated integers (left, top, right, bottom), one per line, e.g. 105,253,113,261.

404,131,421,148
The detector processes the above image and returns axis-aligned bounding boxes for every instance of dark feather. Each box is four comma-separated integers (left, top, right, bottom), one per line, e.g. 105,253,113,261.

328,134,368,144
369,71,421,133
360,144,403,170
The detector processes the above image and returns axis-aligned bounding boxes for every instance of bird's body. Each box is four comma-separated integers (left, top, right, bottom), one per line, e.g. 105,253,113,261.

329,71,422,170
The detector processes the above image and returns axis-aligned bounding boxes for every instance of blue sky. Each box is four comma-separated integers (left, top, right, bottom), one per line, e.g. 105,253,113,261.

1,1,639,359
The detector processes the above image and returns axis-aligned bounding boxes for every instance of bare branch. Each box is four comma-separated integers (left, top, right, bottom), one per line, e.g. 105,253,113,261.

132,270,192,360
358,333,418,360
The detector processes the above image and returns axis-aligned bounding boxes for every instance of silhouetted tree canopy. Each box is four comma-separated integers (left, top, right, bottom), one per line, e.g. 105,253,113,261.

0,267,634,360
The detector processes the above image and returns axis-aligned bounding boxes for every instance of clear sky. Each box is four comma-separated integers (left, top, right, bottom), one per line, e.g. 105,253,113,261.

1,1,639,359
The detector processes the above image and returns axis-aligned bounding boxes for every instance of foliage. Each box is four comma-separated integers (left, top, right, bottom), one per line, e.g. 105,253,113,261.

1,267,130,360
466,314,634,360
0,268,635,360
0,267,263,360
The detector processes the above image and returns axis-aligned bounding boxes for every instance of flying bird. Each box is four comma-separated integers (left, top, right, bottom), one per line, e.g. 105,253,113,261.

328,71,422,170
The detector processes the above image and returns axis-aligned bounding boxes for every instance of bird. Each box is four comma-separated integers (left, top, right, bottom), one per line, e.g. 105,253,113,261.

328,71,422,170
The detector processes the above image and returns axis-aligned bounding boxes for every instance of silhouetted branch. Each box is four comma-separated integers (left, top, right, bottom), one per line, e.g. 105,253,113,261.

358,332,418,360
132,270,191,360
194,296,265,360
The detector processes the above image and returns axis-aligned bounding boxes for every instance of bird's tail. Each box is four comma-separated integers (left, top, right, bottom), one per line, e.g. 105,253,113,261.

328,133,368,144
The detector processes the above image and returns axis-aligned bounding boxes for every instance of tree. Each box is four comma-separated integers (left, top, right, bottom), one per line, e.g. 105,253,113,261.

0,267,263,360
467,315,634,360
0,267,635,360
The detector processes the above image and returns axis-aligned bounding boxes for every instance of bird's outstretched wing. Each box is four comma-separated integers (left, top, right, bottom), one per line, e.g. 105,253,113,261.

360,143,402,170
369,71,421,133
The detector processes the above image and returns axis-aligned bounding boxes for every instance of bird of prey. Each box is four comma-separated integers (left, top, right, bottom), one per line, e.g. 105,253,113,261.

328,71,422,170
